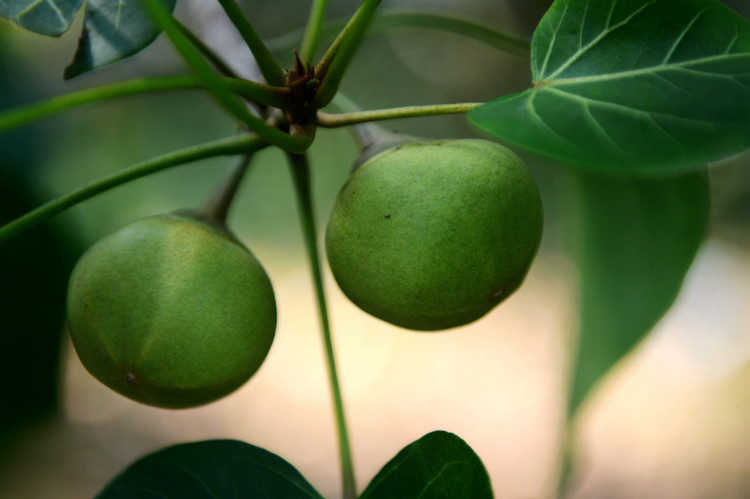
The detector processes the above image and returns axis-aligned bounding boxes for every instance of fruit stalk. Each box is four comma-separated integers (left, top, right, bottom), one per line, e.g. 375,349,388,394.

198,154,253,229
287,152,357,499
215,0,286,86
299,0,330,63
0,134,268,245
316,102,482,127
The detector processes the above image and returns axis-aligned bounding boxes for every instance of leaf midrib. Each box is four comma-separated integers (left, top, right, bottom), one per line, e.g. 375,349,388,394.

534,51,750,87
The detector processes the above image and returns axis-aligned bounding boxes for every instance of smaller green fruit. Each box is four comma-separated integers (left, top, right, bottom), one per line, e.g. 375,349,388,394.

66,213,276,409
325,139,543,331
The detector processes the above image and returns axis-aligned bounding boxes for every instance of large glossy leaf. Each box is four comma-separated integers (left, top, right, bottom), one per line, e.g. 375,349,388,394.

64,0,177,79
359,431,493,499
469,0,750,175
566,169,710,415
0,0,82,36
97,440,325,499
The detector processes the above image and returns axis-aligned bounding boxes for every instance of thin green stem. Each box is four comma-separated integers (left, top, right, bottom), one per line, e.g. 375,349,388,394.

299,0,330,63
198,154,253,229
286,152,356,499
0,134,267,245
216,0,286,86
0,76,291,133
267,10,531,61
174,19,240,78
316,102,481,127
370,11,530,59
314,0,382,108
139,0,311,153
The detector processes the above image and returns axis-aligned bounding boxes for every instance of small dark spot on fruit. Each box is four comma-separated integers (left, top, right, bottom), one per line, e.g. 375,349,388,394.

125,372,137,383
493,289,504,299
385,214,391,219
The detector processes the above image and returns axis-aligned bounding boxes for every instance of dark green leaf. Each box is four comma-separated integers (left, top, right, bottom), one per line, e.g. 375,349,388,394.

64,0,177,80
469,0,750,175
566,169,710,415
96,439,324,499
359,431,493,499
0,0,82,36
0,168,78,447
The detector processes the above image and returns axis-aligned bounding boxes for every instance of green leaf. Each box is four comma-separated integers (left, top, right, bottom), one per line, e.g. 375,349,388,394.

0,168,78,446
359,431,493,499
96,440,325,499
566,169,710,415
0,0,82,36
64,0,177,80
469,0,750,175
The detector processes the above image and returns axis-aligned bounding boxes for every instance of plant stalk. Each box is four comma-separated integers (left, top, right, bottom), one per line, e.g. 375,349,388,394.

0,134,267,245
299,0,330,63
215,0,286,86
314,0,382,108
286,152,356,499
316,103,481,127
266,10,531,60
0,76,291,133
139,0,311,153
199,154,253,229
174,19,239,78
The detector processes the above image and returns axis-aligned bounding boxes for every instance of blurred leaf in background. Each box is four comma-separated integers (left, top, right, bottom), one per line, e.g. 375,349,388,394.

0,38,81,456
565,169,711,416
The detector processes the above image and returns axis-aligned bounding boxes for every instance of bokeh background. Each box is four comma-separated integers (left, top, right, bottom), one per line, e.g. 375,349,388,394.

1,1,749,498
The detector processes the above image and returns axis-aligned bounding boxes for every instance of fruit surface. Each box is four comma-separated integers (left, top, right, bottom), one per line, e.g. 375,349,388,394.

325,139,543,331
66,213,276,408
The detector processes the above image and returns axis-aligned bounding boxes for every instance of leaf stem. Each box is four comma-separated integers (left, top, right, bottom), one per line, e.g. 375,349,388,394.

198,154,253,229
0,76,291,133
370,11,530,59
0,134,267,245
267,10,531,61
299,0,330,63
215,0,286,86
316,102,481,127
174,19,241,78
139,0,310,153
286,152,356,499
314,0,382,108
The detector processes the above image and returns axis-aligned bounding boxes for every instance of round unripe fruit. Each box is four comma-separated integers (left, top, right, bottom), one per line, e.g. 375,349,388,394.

66,213,276,409
325,139,543,331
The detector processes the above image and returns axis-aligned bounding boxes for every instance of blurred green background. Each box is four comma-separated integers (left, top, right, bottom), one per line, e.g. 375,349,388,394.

1,1,749,498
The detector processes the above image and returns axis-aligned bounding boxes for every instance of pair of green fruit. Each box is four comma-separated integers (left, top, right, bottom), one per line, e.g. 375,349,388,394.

67,139,543,409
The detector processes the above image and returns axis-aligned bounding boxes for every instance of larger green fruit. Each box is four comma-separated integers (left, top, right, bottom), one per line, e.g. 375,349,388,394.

66,213,276,409
326,139,543,331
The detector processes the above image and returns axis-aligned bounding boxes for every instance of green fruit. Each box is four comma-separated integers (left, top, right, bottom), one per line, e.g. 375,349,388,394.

325,139,543,331
66,213,276,409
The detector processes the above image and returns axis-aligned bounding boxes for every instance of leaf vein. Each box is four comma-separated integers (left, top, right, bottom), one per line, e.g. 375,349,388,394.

539,2,569,80
544,86,723,129
662,8,709,65
725,34,740,55
578,0,590,53
415,460,473,499
545,0,657,81
15,0,66,25
526,91,583,148
166,463,220,499
582,101,625,152
116,0,124,29
545,52,750,86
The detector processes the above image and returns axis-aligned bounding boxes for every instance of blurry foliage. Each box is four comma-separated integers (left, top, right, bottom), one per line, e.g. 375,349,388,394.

0,1,748,498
